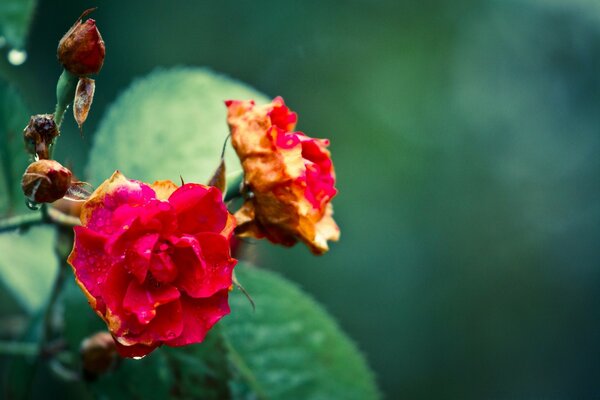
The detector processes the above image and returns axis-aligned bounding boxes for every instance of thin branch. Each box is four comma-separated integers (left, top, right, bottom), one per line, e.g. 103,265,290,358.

0,212,44,233
0,341,39,357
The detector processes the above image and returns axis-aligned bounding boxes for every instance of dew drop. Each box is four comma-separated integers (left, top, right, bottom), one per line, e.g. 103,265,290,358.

26,200,40,210
7,49,27,66
0,36,6,48
132,355,145,360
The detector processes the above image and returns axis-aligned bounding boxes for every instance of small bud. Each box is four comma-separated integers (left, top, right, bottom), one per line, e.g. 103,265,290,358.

80,332,118,380
73,77,95,131
22,160,72,203
23,114,59,160
57,8,105,76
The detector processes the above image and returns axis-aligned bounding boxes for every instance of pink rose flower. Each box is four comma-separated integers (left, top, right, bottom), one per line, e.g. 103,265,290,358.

68,172,236,357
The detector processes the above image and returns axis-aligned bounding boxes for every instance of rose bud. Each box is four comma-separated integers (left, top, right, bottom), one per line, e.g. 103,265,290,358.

80,332,118,380
57,8,105,76
22,160,72,204
23,114,59,160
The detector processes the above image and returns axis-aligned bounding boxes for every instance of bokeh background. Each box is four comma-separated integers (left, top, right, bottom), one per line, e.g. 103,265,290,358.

2,0,600,398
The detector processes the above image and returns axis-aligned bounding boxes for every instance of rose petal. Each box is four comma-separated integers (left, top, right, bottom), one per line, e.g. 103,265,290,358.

194,232,236,294
172,233,236,299
165,290,230,347
169,184,228,234
268,96,297,132
69,226,110,298
122,233,159,283
113,339,157,358
123,279,180,325
170,235,206,298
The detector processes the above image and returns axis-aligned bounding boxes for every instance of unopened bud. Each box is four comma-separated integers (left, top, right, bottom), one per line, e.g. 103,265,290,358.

23,114,59,160
22,160,72,203
80,332,118,380
57,9,105,76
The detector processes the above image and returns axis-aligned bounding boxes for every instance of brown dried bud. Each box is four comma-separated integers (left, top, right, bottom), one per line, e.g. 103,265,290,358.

73,77,95,131
57,9,105,76
22,160,72,203
80,332,118,380
23,114,59,160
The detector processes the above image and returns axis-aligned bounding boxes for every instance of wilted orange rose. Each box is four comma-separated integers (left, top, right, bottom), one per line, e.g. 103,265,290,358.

226,97,339,254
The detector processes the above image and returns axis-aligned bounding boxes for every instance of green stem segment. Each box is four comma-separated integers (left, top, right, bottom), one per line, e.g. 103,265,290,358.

40,228,73,348
0,212,44,233
54,69,78,129
224,170,244,202
0,341,39,356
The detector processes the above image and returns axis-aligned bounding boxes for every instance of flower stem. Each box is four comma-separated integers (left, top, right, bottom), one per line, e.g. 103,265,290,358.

40,227,72,348
54,69,78,129
224,170,244,202
0,212,44,233
0,341,39,356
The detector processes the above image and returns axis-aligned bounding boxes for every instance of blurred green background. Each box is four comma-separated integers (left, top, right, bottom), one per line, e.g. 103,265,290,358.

2,0,600,398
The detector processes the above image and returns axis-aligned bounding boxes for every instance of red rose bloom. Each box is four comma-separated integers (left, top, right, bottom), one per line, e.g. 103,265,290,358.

68,172,236,357
226,97,339,255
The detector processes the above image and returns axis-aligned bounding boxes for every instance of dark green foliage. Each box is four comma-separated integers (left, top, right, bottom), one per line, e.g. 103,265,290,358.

0,0,36,49
0,79,30,216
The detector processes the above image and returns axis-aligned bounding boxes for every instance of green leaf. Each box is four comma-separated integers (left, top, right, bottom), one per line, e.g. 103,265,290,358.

222,265,380,400
0,0,36,50
0,226,58,313
90,351,173,400
88,67,269,185
0,78,30,216
162,329,232,400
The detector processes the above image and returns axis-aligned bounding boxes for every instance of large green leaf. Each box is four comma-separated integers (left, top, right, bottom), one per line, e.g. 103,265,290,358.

0,0,36,50
88,67,269,185
222,265,380,400
0,226,58,313
0,78,30,216
161,330,233,400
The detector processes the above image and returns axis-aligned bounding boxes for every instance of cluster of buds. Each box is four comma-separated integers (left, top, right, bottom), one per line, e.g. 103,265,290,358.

20,9,103,207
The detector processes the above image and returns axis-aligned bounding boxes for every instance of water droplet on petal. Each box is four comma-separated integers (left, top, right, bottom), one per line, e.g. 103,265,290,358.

7,49,27,65
132,355,145,360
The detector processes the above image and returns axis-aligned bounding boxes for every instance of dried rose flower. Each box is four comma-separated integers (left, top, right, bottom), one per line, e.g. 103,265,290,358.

68,172,236,358
226,97,339,255
57,9,105,76
22,159,72,203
